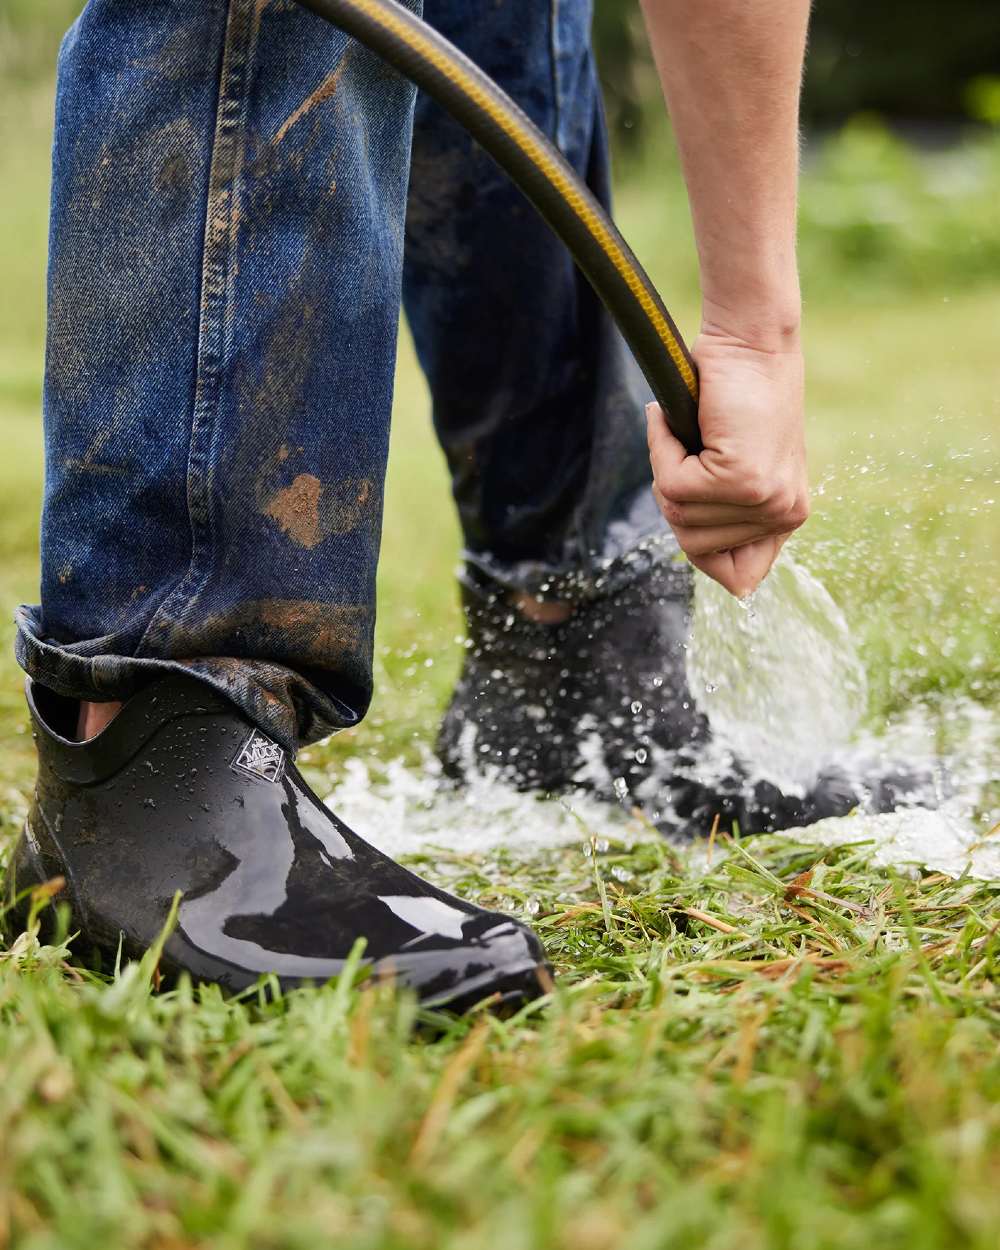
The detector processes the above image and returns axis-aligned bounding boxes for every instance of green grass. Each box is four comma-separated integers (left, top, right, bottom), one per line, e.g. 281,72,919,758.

4,840,999,1249
0,64,998,1250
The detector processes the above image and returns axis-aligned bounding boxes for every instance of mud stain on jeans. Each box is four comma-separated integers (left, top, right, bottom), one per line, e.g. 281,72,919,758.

264,473,324,547
240,297,318,428
61,427,128,478
182,600,370,675
156,151,191,198
182,639,369,749
264,472,373,547
255,599,366,653
47,117,200,409
274,49,353,145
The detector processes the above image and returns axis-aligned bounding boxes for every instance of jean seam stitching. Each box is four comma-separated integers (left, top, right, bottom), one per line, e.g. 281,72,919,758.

134,0,261,661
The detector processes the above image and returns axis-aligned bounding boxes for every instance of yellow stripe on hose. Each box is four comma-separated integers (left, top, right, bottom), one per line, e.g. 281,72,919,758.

346,0,698,399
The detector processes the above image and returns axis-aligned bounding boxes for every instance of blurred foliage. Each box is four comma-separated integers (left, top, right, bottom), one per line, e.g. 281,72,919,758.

6,1,1000,131
591,2,660,150
4,0,1000,301
965,76,1000,127
798,118,1000,294
804,2,1000,127
595,1,1000,143
618,112,1000,301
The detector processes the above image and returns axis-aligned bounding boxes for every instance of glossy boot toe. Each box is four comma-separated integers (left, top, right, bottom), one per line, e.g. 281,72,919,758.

7,677,551,1009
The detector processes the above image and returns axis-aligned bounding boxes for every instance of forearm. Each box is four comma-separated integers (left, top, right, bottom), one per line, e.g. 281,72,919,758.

640,0,810,348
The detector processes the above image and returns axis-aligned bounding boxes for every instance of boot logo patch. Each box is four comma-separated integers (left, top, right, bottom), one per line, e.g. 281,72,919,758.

232,731,286,784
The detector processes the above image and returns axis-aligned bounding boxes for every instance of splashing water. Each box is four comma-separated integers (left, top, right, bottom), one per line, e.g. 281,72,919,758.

320,478,997,882
321,750,641,863
792,695,999,880
321,682,998,883
686,554,868,792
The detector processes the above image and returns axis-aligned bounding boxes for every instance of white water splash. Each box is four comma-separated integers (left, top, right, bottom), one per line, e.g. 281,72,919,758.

687,554,869,792
794,807,1000,881
321,701,999,883
807,696,1000,879
319,553,997,884
322,750,642,862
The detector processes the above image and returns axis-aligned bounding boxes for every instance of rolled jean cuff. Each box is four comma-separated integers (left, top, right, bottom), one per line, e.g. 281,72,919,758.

14,606,358,753
460,484,683,603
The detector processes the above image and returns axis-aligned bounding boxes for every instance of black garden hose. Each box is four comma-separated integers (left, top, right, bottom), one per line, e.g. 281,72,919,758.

294,0,703,454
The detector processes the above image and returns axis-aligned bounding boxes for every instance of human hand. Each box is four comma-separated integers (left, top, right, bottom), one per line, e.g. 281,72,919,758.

647,324,810,598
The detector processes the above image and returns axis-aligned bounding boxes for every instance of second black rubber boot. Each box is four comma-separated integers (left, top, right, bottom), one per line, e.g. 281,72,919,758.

438,561,937,834
7,676,551,1011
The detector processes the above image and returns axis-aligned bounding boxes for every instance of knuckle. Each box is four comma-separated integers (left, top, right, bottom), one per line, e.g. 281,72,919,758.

790,490,810,525
662,500,686,528
736,473,809,524
770,487,809,529
651,466,675,496
767,485,796,518
736,471,770,507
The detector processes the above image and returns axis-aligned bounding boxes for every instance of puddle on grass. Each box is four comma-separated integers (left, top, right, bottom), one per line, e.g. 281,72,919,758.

323,556,997,884
793,806,1000,881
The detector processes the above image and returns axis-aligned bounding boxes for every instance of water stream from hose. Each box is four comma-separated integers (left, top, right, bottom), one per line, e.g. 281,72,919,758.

687,554,868,794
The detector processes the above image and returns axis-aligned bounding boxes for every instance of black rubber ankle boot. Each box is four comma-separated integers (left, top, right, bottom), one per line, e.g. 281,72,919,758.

438,562,937,835
7,677,551,1010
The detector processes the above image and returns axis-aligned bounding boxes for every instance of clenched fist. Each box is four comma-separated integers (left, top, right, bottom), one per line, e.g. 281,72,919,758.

648,326,810,598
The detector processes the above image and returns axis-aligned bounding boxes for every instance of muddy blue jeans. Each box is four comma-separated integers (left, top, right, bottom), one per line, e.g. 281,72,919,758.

16,0,670,751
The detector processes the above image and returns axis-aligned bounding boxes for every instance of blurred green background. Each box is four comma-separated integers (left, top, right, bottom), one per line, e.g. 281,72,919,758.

7,1,1000,126
594,2,1000,140
0,0,997,788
